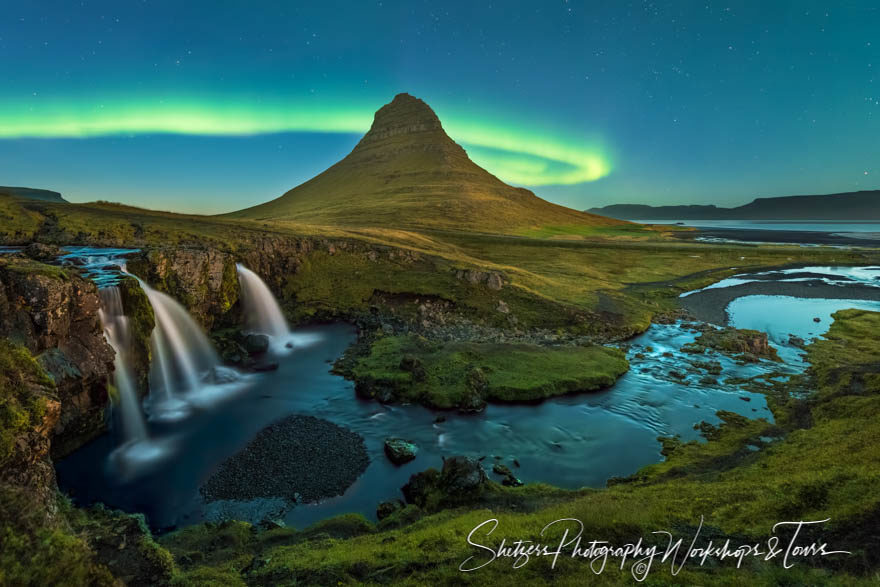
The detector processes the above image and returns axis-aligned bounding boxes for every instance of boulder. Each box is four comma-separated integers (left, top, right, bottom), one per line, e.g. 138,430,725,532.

23,242,61,261
401,456,488,510
439,456,488,496
243,333,270,354
384,438,418,464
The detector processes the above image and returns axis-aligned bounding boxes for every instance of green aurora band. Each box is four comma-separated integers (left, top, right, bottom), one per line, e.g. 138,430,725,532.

0,97,611,186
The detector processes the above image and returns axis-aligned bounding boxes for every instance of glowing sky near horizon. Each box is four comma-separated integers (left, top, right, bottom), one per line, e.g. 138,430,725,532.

0,96,611,187
0,1,877,213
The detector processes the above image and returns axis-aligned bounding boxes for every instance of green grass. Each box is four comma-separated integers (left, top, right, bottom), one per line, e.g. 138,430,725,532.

0,489,116,587
349,334,628,409
0,340,53,464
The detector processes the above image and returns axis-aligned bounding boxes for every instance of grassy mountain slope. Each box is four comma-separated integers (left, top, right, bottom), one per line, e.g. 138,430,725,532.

225,93,627,235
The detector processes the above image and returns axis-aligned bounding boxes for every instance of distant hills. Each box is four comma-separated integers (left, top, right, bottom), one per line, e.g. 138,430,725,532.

0,186,67,204
226,93,625,234
588,190,880,221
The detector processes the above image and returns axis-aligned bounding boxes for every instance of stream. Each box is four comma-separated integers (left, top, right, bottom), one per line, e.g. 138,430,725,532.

53,254,880,532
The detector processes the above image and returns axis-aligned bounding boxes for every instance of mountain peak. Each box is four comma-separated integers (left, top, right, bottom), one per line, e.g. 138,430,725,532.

227,93,625,234
357,92,447,147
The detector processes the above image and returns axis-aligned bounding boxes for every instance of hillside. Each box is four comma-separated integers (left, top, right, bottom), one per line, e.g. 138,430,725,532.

589,190,880,220
0,186,68,204
226,93,627,234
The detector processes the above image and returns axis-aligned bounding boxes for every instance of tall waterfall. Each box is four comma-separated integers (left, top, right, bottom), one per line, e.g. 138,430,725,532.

236,264,290,339
138,281,221,401
98,287,148,444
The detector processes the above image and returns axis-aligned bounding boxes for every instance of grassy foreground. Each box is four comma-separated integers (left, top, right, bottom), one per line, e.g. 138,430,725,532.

154,309,880,585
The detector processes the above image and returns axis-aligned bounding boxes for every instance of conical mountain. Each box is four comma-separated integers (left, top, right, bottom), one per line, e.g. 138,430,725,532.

228,93,624,233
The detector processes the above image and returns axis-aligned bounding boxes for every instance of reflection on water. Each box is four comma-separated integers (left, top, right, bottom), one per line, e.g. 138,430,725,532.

729,295,880,349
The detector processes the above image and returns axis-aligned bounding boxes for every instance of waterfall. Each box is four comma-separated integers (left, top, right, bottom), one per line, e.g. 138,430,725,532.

138,281,221,401
98,287,148,444
236,264,290,339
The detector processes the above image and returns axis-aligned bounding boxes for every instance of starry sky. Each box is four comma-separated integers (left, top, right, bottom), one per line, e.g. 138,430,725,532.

0,1,877,214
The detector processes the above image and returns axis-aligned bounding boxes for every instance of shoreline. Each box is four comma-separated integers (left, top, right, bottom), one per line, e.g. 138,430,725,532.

680,279,880,325
668,226,880,247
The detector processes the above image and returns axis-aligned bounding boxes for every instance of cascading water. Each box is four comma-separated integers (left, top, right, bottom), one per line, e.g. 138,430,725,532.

236,264,290,339
137,281,222,407
98,287,148,444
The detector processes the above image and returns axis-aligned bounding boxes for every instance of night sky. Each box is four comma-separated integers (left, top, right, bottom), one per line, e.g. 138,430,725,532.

0,1,877,214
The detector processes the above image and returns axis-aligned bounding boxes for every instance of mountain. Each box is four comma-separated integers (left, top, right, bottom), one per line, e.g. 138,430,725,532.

589,190,880,221
0,186,68,204
227,93,625,233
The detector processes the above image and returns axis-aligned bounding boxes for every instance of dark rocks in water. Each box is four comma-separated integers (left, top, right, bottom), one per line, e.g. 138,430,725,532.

243,333,270,354
384,438,418,464
376,498,406,520
813,317,822,323
699,375,718,385
684,326,779,361
251,361,279,372
788,334,806,348
690,359,723,375
205,366,240,385
433,415,446,424
401,469,441,508
492,463,523,487
439,456,488,495
668,370,686,380
200,415,369,504
23,242,61,261
402,456,488,510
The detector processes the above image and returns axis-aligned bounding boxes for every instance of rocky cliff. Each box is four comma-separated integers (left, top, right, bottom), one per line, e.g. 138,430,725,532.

0,256,115,457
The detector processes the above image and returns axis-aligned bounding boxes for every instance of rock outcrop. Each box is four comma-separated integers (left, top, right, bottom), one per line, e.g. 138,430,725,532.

683,325,780,362
402,456,489,510
0,257,115,456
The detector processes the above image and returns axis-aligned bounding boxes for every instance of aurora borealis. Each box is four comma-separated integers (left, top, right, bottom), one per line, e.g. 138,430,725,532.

0,1,877,213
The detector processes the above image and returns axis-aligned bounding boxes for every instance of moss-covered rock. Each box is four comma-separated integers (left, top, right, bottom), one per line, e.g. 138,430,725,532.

67,504,175,586
684,325,780,361
383,437,418,465
0,487,116,587
117,276,155,395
